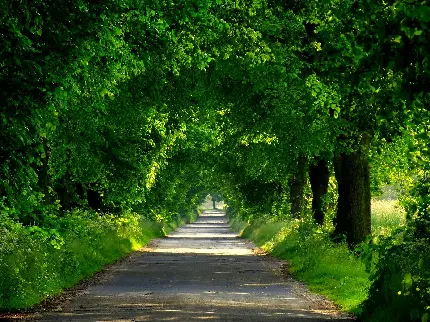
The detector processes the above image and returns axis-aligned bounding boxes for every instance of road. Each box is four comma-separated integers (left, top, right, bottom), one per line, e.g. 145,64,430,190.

32,210,354,321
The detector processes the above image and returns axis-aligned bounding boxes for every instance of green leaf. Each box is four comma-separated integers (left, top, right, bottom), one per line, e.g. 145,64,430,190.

392,35,402,44
402,273,413,289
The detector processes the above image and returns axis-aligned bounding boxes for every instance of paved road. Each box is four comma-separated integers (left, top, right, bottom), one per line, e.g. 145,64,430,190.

33,210,354,321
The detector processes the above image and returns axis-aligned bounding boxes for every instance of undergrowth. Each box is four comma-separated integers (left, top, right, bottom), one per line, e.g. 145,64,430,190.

0,209,197,310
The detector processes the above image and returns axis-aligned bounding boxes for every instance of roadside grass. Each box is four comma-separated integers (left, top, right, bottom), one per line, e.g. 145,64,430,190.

229,199,406,315
0,210,197,310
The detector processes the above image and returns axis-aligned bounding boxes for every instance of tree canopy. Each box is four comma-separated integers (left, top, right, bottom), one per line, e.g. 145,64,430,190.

1,0,430,320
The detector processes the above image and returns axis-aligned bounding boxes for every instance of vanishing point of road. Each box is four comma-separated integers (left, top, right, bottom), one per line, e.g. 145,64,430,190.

32,210,354,322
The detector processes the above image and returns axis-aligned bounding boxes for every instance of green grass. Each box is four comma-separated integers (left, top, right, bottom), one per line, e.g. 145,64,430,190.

371,199,406,234
229,199,406,315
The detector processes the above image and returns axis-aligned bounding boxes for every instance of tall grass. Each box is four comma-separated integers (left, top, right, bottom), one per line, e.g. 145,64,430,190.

371,199,406,234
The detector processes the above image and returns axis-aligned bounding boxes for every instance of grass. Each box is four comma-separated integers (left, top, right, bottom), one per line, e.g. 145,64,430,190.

371,199,406,234
229,199,406,315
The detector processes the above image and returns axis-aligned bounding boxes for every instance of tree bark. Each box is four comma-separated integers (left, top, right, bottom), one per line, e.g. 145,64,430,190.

289,155,308,217
309,158,330,225
333,135,372,246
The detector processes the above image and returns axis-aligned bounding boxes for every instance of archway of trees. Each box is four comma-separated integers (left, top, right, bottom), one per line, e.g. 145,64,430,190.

1,0,429,320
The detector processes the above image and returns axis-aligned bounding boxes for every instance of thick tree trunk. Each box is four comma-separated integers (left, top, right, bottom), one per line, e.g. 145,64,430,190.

213,199,216,209
289,156,308,217
333,135,372,246
309,158,330,225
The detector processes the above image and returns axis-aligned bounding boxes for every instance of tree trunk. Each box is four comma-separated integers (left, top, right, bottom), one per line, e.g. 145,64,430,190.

333,135,372,246
289,155,308,217
309,158,329,225
213,199,216,209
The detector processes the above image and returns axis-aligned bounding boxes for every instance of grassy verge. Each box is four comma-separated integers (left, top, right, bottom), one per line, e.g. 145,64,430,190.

0,209,198,310
229,199,406,315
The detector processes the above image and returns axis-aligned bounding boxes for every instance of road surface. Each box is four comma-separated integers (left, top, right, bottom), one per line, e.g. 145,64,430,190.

32,210,354,321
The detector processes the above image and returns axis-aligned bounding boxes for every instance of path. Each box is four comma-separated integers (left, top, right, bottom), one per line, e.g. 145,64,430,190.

33,210,354,321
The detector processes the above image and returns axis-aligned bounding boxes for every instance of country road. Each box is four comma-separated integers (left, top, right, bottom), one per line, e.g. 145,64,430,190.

31,210,354,322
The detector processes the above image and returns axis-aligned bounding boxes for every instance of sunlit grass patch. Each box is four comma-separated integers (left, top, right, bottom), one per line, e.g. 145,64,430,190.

371,199,406,235
242,222,287,249
229,218,249,235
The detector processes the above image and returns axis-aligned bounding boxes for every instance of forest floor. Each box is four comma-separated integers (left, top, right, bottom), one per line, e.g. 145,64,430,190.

3,210,355,322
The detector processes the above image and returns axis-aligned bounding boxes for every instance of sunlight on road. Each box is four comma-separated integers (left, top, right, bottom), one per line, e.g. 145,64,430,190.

150,247,253,255
150,211,253,255
167,233,238,238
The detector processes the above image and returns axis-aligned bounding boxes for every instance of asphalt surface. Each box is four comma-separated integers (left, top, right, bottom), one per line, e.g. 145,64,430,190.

31,210,354,322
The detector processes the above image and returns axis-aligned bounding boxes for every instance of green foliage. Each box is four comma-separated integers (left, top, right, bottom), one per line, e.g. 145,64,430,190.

1,0,430,319
369,136,416,196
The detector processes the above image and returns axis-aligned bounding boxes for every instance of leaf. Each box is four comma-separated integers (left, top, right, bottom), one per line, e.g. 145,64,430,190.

402,273,413,289
392,35,402,43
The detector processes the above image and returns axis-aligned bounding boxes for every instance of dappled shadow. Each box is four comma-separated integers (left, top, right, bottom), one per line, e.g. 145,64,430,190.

36,300,354,321
33,211,354,322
